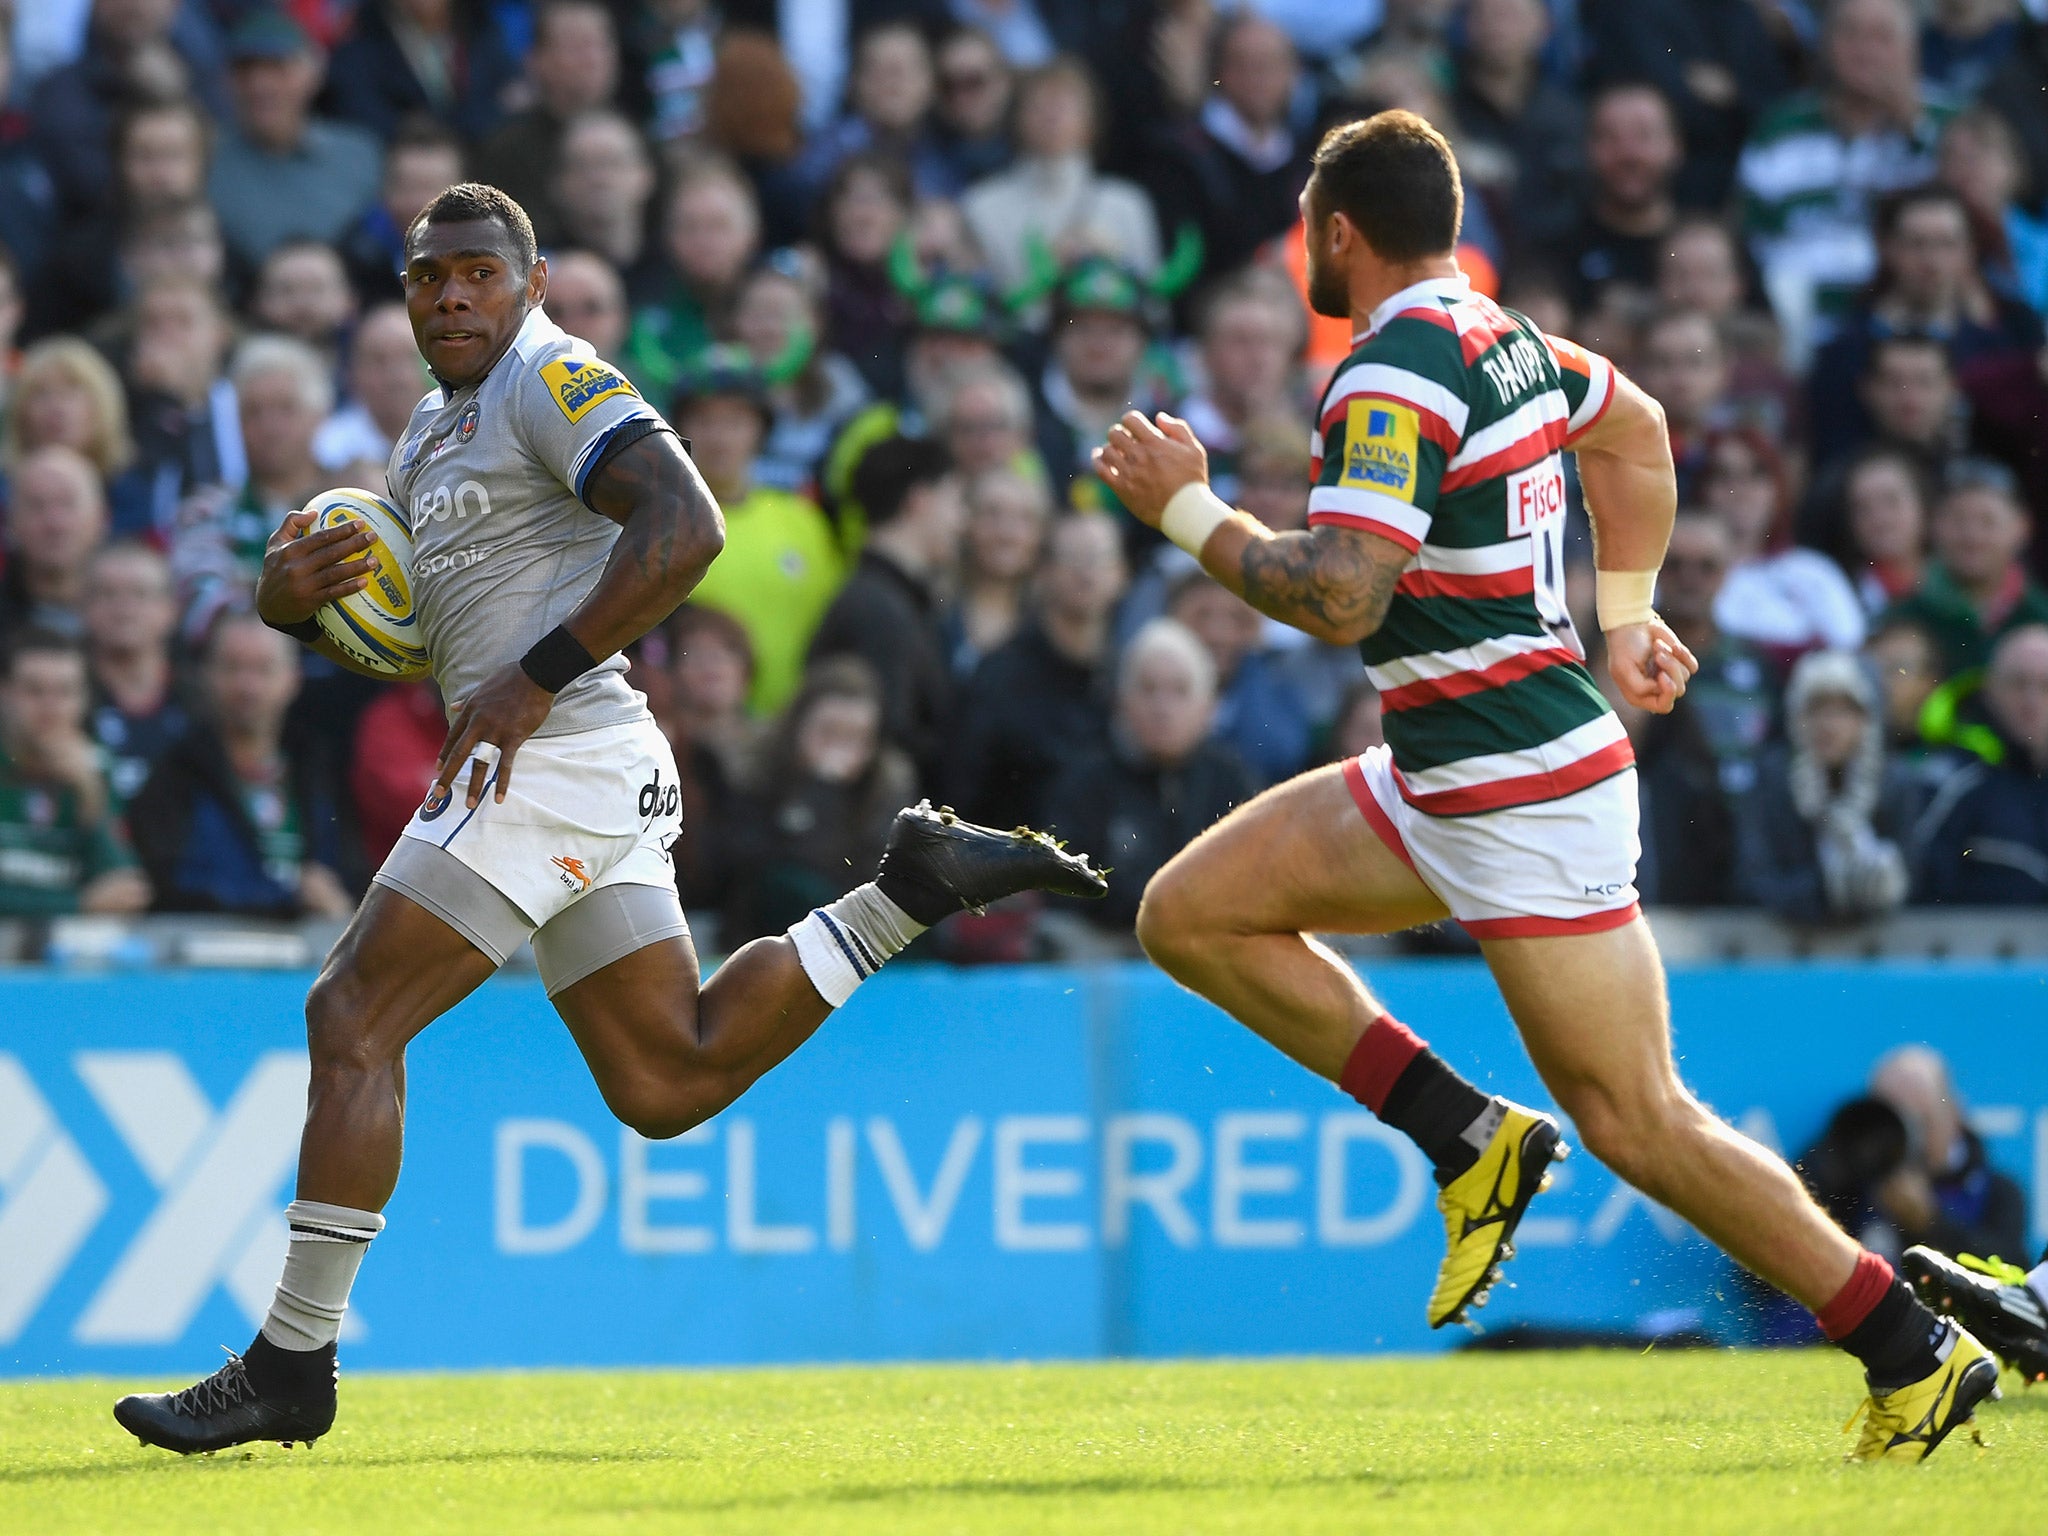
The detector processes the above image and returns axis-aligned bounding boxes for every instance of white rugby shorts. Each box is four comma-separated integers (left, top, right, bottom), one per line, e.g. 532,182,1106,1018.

1343,744,1641,937
398,715,684,929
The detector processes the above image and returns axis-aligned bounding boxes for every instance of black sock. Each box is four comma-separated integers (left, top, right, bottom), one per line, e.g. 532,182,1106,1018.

1838,1279,1949,1390
244,1332,338,1401
1379,1053,1496,1186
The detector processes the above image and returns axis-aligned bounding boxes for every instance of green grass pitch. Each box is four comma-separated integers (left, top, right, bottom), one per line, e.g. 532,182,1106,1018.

7,1352,2048,1534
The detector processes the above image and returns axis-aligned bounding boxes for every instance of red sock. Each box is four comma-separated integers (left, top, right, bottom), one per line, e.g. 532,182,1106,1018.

1338,1015,1425,1114
1815,1251,1894,1341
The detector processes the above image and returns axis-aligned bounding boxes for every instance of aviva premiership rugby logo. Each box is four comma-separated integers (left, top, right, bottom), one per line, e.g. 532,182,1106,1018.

1341,399,1420,501
541,358,635,423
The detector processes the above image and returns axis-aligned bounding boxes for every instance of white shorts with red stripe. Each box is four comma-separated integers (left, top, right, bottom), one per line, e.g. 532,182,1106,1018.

1342,744,1641,938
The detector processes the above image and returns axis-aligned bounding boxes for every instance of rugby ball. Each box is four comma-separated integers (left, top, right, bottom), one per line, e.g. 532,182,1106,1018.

297,488,432,680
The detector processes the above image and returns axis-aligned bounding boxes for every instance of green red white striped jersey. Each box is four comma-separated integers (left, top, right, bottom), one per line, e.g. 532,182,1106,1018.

1307,274,1627,817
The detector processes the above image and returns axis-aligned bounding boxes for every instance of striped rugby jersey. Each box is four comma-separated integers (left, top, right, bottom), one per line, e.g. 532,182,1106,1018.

1307,274,1628,817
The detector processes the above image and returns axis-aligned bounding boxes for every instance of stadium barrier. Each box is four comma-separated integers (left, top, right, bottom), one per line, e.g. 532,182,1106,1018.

3,960,2043,1376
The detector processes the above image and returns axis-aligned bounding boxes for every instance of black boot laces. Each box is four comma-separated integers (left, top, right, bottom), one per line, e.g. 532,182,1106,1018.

167,1347,258,1418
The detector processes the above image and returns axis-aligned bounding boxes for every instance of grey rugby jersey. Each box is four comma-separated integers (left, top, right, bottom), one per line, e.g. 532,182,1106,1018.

385,308,666,738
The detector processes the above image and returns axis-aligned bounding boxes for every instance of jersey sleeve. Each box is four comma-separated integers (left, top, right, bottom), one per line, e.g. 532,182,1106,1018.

1305,354,1463,553
514,347,668,504
1541,332,1616,448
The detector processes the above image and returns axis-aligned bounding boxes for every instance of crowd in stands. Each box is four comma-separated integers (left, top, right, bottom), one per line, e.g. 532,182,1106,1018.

1,0,2047,951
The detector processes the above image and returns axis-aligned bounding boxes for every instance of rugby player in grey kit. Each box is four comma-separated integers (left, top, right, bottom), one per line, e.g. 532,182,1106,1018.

115,184,1105,1455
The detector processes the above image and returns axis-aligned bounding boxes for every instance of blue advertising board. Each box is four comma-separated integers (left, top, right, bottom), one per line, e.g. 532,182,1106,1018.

2,962,2044,1376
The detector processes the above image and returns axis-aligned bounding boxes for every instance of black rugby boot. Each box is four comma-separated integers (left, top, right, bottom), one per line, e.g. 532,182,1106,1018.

875,801,1106,924
114,1336,337,1454
1905,1245,2048,1384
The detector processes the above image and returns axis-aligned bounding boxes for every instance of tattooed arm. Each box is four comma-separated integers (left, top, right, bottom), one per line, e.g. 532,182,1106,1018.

431,428,725,808
566,427,727,657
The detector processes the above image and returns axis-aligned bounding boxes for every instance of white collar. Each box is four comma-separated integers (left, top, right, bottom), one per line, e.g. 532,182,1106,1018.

1355,274,1472,344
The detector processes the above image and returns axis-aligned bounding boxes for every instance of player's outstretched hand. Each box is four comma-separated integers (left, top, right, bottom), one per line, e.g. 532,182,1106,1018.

257,509,379,626
435,662,554,809
1092,410,1209,524
1607,618,1698,715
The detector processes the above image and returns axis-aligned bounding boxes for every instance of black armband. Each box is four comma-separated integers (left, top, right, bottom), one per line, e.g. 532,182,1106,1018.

266,615,325,646
520,624,601,694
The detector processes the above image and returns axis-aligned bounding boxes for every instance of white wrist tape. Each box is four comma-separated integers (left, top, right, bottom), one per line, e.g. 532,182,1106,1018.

1595,569,1660,631
1160,482,1234,558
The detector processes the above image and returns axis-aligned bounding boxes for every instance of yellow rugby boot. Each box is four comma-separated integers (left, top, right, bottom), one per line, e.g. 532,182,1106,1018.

1843,1324,2001,1463
1427,1100,1566,1329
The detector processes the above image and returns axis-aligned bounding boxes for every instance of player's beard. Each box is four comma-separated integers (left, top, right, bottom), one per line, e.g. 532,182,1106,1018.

1305,241,1349,320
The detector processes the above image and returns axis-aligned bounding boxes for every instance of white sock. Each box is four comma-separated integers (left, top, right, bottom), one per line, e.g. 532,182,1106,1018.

2027,1259,2048,1313
261,1200,384,1351
788,883,927,1007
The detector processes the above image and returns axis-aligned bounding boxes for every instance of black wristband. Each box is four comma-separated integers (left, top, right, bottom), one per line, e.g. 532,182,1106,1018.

266,614,324,646
520,624,600,694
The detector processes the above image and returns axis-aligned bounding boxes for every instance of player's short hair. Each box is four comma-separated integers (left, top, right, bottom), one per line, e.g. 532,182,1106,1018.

406,182,538,272
1309,110,1462,263
852,435,954,528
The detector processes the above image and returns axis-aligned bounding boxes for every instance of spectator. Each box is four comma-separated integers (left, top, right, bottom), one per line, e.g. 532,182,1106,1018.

128,612,350,916
949,511,1127,830
1921,0,2019,99
170,334,332,641
1939,108,2048,319
0,446,108,644
1146,12,1312,284
1807,187,2045,466
731,257,871,494
1653,218,1792,440
621,154,759,404
932,26,1014,187
721,655,916,945
1175,273,1303,503
1166,570,1313,787
0,253,20,416
121,273,237,535
542,248,629,360
675,348,844,716
104,199,232,327
347,679,441,869
0,630,147,917
338,115,465,303
698,29,809,249
947,466,1052,677
1738,0,1954,359
653,603,758,911
1836,447,1934,618
1033,257,1163,496
960,56,1162,298
1737,648,1919,924
1551,83,1683,314
0,23,55,285
1581,0,1786,210
2,337,145,532
29,94,210,339
808,436,962,784
249,238,356,363
791,21,956,202
1917,623,2048,904
1801,334,1965,547
1326,677,1384,761
473,0,619,248
642,0,719,148
1656,511,1778,796
1636,310,1732,497
814,152,916,398
1865,613,1945,754
324,0,518,144
205,10,382,269
1044,616,1254,931
27,0,228,227
935,359,1040,484
314,302,427,472
1887,461,2048,674
83,539,187,808
549,110,661,300
1702,426,1867,660
1452,0,1583,251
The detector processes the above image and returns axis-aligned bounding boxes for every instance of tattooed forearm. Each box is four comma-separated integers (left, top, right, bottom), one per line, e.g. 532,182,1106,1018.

568,430,726,655
1235,526,1405,645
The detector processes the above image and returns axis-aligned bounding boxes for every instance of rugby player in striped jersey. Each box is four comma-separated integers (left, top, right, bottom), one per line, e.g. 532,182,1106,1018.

1096,111,1996,1461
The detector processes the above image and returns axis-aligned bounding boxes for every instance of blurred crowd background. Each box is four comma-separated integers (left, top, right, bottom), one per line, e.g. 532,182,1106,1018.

2,0,2048,955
